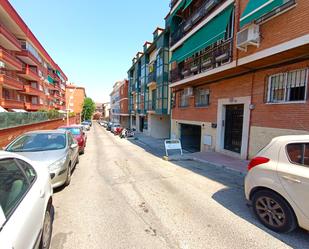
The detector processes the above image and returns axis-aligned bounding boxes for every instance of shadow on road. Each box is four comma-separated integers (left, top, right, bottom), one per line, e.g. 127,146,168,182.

124,134,309,249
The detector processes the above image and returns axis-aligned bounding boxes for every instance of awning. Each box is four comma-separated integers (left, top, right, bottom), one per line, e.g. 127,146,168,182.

170,0,186,16
183,0,193,11
47,75,54,84
56,70,61,77
240,0,286,27
171,4,234,63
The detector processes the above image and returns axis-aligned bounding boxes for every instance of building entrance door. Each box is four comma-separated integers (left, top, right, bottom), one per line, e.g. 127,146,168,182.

224,104,244,154
139,116,144,132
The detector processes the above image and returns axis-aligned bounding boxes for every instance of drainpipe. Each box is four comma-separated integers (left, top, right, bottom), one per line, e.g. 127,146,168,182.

246,72,255,160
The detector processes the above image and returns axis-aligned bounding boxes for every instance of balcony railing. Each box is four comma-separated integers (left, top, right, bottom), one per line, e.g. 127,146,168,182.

0,48,22,70
147,71,157,84
170,0,223,46
0,24,21,50
170,39,233,83
146,100,156,111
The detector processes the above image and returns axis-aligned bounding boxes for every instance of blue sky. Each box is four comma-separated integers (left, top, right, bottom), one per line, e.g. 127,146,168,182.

9,0,169,103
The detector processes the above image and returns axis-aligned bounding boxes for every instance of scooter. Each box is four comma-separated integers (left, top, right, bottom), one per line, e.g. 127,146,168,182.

120,128,135,139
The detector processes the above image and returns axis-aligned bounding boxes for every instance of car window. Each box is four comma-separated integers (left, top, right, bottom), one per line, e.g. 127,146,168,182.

7,133,66,152
0,159,30,218
286,143,308,167
15,159,36,184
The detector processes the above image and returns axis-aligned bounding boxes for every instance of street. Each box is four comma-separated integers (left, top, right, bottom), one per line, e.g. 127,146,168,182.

51,123,309,249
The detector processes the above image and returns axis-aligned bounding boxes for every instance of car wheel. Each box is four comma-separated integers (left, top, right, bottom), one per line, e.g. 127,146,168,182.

39,208,52,249
252,190,297,233
65,164,71,186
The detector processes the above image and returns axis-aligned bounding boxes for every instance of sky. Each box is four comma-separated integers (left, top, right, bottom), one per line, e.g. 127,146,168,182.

9,0,169,103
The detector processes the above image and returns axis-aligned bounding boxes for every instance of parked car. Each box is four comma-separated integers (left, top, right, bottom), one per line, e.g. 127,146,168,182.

81,121,90,131
5,130,79,188
245,135,309,233
106,122,113,131
83,120,92,127
58,125,87,154
0,151,53,249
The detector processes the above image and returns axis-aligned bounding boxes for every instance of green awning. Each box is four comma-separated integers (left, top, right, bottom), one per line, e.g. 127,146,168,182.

171,4,233,63
56,70,61,77
183,0,193,11
47,75,54,84
170,0,186,16
240,0,286,27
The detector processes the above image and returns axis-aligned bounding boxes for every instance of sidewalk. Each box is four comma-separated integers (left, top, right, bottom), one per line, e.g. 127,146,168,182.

132,133,249,175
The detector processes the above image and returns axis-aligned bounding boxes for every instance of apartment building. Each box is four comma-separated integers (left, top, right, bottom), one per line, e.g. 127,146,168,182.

110,80,129,127
102,102,111,121
65,84,86,115
167,0,309,159
0,0,67,112
128,28,170,139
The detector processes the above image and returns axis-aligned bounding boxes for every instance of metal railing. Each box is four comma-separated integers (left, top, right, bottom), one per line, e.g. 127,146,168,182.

147,71,157,84
170,39,233,83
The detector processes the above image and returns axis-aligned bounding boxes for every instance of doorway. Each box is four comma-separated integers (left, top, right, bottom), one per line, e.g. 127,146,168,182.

224,104,244,154
180,124,201,152
139,116,144,132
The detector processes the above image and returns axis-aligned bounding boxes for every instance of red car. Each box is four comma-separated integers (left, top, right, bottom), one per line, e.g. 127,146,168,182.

58,125,87,154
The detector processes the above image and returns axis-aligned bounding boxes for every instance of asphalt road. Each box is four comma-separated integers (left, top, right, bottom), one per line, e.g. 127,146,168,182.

50,123,309,249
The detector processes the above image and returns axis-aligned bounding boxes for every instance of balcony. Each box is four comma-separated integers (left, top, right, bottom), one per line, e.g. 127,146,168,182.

23,85,44,96
16,50,41,67
18,65,41,81
25,102,44,111
170,39,233,83
0,99,24,109
146,100,156,113
0,48,22,70
170,0,223,46
0,73,23,90
0,24,21,51
147,71,157,87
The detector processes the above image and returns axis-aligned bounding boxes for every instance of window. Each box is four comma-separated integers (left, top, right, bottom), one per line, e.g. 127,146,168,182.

286,143,309,167
195,88,210,107
0,159,30,217
179,90,189,108
267,69,308,103
16,159,36,184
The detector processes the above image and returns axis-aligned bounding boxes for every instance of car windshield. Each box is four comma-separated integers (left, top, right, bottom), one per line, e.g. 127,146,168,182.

81,122,88,125
7,133,66,152
59,128,81,136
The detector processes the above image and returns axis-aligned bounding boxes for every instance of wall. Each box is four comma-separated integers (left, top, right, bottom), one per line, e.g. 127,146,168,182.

65,87,86,114
237,0,309,59
171,60,309,158
0,116,78,148
148,114,170,139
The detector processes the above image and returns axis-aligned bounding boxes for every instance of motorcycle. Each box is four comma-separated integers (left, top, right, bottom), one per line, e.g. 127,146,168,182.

120,128,135,139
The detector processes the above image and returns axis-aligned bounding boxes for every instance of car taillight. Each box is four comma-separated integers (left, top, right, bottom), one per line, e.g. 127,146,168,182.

247,157,270,171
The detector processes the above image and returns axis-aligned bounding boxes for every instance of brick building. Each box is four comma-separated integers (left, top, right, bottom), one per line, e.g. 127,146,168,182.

0,0,67,112
167,0,309,159
65,84,86,115
110,80,129,127
128,28,170,139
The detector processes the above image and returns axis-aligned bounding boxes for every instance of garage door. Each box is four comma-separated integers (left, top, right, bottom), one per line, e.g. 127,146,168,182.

180,124,201,153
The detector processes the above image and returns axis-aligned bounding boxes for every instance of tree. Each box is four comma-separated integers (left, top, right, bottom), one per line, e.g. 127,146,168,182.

81,97,96,121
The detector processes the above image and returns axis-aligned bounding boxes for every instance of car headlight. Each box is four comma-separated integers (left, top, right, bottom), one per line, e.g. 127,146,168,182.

49,156,67,171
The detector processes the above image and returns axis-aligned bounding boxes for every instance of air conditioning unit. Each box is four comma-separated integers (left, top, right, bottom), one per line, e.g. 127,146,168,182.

237,24,260,51
184,87,193,96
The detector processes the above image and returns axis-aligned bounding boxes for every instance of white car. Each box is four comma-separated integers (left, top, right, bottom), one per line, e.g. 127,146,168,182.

245,135,309,233
0,152,53,249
